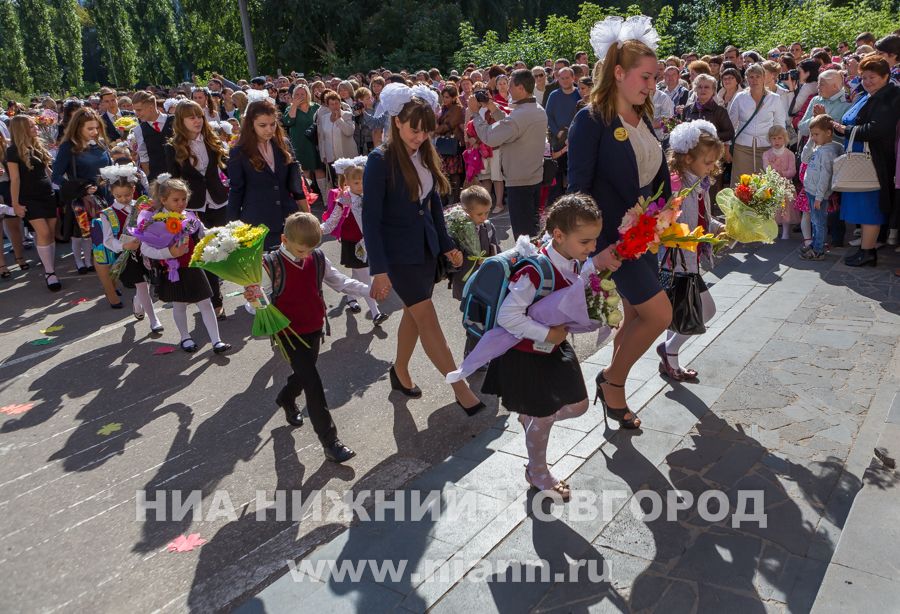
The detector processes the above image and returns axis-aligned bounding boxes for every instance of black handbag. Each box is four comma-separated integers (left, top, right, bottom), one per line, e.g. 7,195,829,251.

58,152,91,209
434,136,460,156
304,122,317,142
286,160,305,199
661,248,707,336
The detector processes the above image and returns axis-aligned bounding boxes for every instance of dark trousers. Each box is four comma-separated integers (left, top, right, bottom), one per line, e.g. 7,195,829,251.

507,183,542,238
283,329,337,445
198,206,227,308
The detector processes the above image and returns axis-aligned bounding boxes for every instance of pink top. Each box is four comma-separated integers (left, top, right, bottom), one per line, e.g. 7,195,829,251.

762,147,796,180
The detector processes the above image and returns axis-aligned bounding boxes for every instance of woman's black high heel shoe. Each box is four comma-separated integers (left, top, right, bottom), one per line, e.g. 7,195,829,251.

595,370,641,429
389,365,422,398
456,397,485,416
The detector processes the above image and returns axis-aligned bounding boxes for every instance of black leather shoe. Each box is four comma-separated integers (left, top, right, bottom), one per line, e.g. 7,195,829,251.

389,365,422,398
457,398,486,417
276,391,304,426
844,248,877,267
323,439,356,463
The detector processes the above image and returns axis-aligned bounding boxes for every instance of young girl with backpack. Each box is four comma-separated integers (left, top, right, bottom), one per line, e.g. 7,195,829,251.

481,194,602,501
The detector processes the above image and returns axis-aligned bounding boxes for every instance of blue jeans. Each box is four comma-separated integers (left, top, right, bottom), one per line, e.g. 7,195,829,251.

807,191,828,253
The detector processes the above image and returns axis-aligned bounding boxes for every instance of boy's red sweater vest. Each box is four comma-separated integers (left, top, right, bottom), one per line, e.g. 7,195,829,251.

272,252,326,334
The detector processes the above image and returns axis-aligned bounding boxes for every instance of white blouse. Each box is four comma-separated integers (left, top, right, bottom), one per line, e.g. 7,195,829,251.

620,115,663,188
410,149,434,201
728,90,787,148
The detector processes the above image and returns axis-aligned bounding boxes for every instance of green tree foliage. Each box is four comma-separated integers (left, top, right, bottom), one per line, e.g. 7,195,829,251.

452,2,676,70
90,0,139,87
0,0,32,93
53,0,84,91
131,0,180,85
17,0,61,92
179,0,249,78
694,0,899,54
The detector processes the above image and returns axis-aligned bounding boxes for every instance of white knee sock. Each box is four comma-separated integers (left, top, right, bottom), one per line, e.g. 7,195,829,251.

801,212,811,243
781,223,791,240
316,177,330,197
664,291,716,369
71,238,85,268
196,299,222,345
135,282,160,328
352,268,380,316
173,302,190,341
36,243,56,274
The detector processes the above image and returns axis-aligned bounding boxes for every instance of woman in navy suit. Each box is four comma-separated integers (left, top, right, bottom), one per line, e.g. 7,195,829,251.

227,99,307,250
363,87,484,415
568,36,672,430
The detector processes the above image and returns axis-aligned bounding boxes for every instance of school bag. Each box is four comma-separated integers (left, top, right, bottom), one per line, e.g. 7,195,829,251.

460,246,555,340
262,248,331,336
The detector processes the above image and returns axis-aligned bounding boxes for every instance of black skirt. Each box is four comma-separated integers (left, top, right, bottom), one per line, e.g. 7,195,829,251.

118,252,149,289
482,341,588,417
340,239,367,269
156,266,212,303
22,196,58,221
387,257,436,307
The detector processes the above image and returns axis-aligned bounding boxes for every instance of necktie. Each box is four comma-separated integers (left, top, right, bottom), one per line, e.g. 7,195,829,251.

152,121,160,132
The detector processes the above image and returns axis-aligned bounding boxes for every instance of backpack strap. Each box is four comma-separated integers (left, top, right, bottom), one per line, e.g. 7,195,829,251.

262,249,285,300
312,248,330,337
531,254,556,300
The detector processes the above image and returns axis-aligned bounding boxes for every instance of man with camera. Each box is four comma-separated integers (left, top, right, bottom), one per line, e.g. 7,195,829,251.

468,68,548,238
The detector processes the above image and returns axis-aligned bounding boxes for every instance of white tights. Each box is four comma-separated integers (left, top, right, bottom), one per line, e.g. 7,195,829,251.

664,290,716,369
70,237,92,269
172,299,220,344
350,268,380,316
520,399,589,489
133,282,161,328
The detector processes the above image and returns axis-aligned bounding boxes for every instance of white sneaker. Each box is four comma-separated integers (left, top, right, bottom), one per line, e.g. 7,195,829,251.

849,238,862,246
853,228,862,237
888,229,899,246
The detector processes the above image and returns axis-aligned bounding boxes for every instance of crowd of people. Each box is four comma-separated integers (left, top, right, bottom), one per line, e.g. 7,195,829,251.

1,18,898,496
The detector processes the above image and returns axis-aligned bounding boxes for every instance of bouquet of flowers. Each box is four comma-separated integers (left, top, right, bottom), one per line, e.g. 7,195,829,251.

114,116,139,133
715,170,791,244
445,205,486,282
33,109,58,145
190,222,307,358
585,272,623,327
661,116,681,134
128,209,201,282
109,195,153,282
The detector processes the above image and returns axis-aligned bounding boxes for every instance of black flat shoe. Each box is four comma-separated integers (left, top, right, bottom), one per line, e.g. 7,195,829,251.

457,398,486,417
215,306,227,321
0,267,10,280
110,301,124,309
77,266,89,275
347,299,362,314
88,265,96,272
372,312,389,327
15,258,29,270
212,341,231,354
844,248,877,267
595,370,641,430
180,338,198,353
45,272,61,292
388,365,422,398
276,390,304,426
150,325,165,336
324,439,356,463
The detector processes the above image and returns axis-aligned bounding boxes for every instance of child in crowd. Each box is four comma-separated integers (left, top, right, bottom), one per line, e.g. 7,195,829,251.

110,142,149,195
320,157,388,325
139,175,230,353
248,212,371,463
800,114,844,261
449,185,500,358
92,164,162,331
659,120,725,381
482,194,601,501
762,125,798,240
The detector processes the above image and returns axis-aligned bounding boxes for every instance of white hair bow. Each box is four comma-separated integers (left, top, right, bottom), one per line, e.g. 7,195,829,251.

245,89,272,104
374,83,440,119
156,172,173,183
669,120,718,154
590,15,660,61
99,163,139,183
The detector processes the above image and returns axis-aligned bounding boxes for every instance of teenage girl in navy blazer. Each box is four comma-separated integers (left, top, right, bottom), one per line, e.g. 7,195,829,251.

363,89,485,415
568,37,674,431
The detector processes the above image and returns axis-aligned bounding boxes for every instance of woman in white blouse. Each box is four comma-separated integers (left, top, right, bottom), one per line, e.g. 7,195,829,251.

727,63,787,184
315,90,357,188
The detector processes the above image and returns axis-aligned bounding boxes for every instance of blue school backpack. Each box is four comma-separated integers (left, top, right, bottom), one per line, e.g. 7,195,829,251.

460,247,555,339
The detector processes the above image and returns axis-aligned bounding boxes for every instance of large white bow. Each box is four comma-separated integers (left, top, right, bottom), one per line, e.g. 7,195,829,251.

669,120,719,154
590,15,660,61
374,82,440,119
99,163,139,183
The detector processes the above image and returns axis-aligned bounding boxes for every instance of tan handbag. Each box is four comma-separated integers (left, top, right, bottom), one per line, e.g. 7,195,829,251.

831,126,880,192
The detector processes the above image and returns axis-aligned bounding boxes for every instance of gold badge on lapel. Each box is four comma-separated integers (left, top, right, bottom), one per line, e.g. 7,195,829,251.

614,127,629,142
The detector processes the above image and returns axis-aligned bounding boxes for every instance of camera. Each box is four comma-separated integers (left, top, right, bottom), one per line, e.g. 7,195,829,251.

353,101,364,111
789,69,800,80
473,90,490,103
778,73,789,81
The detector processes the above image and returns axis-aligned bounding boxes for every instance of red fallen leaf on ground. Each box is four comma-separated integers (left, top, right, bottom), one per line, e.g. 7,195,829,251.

0,403,35,416
167,533,206,552
69,298,89,305
153,346,176,355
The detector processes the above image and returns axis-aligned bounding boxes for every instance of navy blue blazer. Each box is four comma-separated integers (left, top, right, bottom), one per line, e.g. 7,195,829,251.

226,145,299,248
567,108,672,249
362,147,454,276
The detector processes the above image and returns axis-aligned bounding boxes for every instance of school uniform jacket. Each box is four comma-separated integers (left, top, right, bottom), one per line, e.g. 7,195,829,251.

361,147,454,276
164,141,229,212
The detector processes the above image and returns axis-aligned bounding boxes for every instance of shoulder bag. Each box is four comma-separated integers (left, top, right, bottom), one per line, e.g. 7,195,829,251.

729,94,766,157
831,126,880,192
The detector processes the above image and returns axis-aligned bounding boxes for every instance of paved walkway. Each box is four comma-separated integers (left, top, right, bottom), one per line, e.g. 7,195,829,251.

240,242,900,613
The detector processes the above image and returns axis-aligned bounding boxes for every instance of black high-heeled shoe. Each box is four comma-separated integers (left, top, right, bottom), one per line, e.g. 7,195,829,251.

456,397,485,416
389,365,422,398
595,370,641,429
